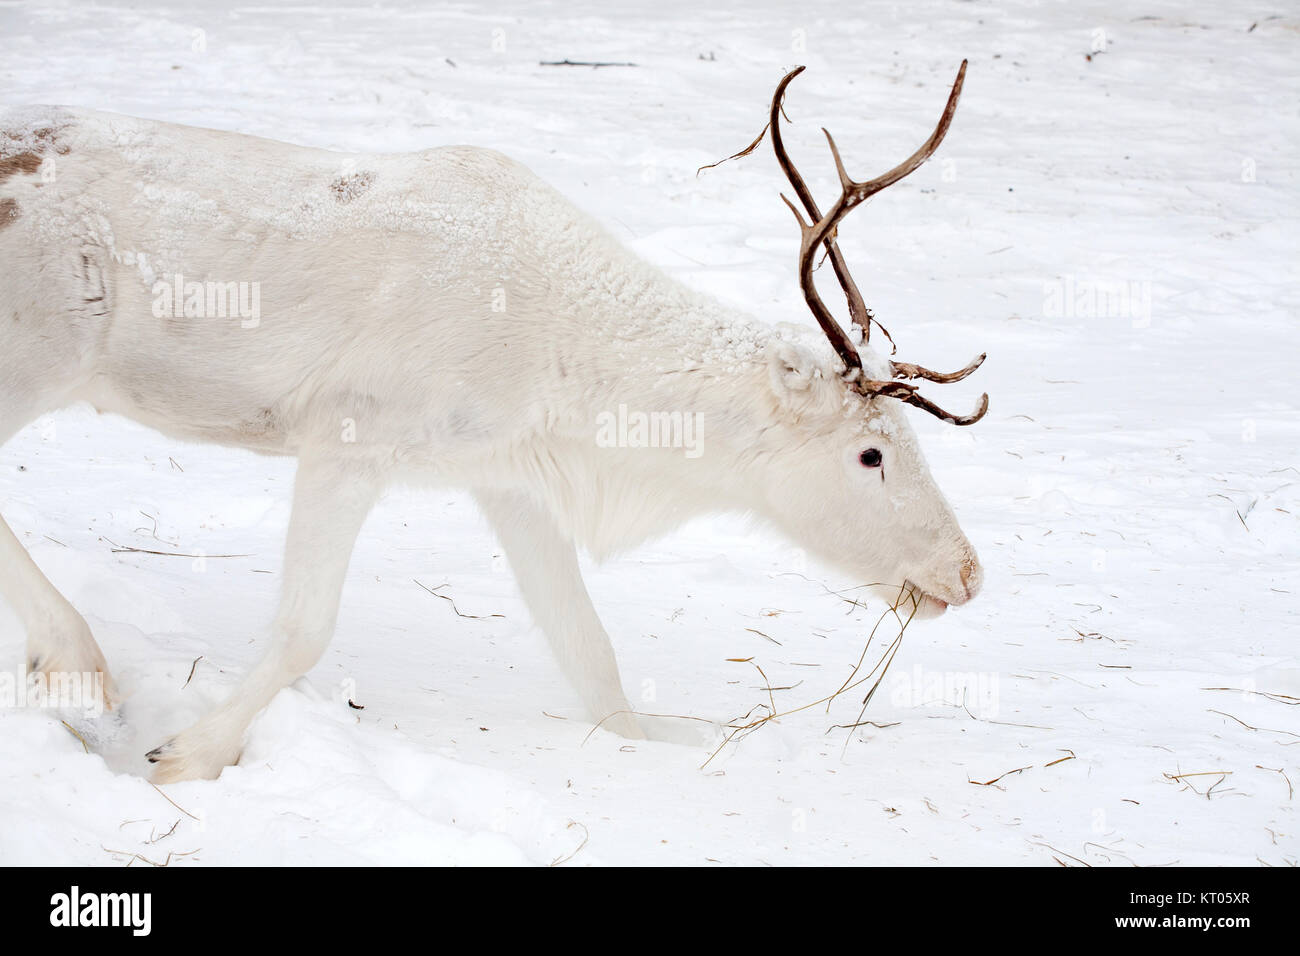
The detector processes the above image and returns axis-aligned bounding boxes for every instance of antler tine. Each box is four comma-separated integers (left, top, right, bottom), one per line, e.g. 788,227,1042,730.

769,67,875,344
890,352,986,384
853,378,986,426
902,388,989,426
909,390,987,429
867,382,989,426
801,60,968,258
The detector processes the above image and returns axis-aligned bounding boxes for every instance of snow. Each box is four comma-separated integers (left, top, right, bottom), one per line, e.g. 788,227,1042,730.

1,0,1296,866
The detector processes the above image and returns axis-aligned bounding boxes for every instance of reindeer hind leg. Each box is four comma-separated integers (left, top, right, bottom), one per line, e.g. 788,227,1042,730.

0,336,117,714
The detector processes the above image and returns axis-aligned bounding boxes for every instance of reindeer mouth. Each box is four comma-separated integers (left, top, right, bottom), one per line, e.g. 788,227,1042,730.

921,594,950,617
913,593,949,619
901,581,950,619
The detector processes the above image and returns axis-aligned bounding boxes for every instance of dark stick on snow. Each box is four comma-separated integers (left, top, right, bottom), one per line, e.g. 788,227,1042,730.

104,537,251,559
539,59,638,68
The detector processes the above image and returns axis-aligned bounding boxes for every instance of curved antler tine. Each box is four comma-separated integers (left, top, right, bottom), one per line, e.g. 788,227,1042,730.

778,193,810,230
859,378,988,425
899,389,989,426
822,128,854,191
847,59,967,204
804,60,967,258
891,352,986,384
769,67,817,222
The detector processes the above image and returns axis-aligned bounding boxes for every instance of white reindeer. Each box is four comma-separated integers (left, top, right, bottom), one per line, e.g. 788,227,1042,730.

0,63,986,782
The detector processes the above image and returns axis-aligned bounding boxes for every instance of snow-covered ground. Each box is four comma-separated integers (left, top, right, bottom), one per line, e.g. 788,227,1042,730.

1,0,1296,866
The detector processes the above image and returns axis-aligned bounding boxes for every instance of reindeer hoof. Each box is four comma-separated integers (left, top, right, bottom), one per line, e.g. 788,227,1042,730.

145,727,240,783
25,643,119,715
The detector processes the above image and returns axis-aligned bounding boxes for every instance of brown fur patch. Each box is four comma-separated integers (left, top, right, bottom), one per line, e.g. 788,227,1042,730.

4,125,67,153
0,121,70,184
329,170,375,204
0,152,42,182
0,197,18,229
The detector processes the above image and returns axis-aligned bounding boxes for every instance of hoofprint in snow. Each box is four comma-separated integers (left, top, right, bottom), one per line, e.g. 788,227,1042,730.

0,0,1295,866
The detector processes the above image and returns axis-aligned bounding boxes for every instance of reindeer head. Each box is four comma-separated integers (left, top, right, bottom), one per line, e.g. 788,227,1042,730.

752,61,986,618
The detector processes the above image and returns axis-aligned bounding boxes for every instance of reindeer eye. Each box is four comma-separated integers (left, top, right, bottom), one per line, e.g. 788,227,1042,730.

859,448,883,468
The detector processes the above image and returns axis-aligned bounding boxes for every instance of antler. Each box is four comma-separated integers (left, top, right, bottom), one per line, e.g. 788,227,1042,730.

768,67,877,350
769,61,989,426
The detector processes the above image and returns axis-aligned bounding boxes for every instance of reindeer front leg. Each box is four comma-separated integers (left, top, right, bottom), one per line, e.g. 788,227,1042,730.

148,454,381,783
474,490,644,740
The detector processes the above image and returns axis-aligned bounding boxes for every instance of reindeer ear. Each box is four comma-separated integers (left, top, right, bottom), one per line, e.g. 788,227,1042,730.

769,341,815,392
767,341,836,411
